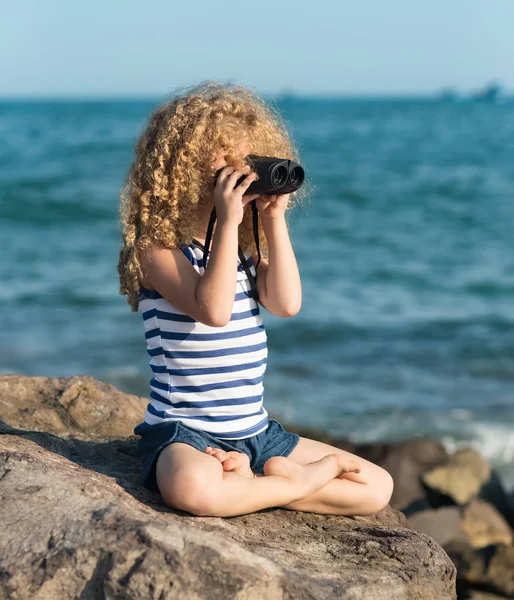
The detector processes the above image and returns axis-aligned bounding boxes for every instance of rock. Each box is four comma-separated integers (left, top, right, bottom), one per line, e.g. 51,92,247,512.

0,374,148,438
0,429,458,600
406,502,514,598
488,545,514,597
461,499,513,549
422,449,491,506
476,470,514,531
0,375,458,600
468,591,511,600
445,539,514,599
444,539,491,587
353,439,450,513
407,506,468,548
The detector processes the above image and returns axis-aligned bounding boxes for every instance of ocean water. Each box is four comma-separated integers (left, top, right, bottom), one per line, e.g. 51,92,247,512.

2,97,514,491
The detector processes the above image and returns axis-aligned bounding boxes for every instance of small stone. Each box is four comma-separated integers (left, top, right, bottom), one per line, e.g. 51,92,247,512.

422,448,491,505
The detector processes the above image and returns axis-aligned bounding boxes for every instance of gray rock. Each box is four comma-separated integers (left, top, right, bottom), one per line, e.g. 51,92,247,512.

407,506,468,548
0,374,458,600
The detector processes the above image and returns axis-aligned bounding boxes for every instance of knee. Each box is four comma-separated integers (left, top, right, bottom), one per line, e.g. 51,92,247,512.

376,469,395,512
364,469,395,516
158,471,219,516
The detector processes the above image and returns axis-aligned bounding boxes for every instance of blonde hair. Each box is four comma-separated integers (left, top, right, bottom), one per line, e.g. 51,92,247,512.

117,80,308,312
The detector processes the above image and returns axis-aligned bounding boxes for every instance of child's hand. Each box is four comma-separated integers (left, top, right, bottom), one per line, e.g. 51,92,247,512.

254,193,290,221
214,165,260,225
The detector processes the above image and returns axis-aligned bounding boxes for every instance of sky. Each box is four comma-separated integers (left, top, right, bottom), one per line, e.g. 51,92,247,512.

1,0,513,98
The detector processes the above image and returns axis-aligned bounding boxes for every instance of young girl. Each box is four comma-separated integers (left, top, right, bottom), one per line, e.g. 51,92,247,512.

118,81,394,518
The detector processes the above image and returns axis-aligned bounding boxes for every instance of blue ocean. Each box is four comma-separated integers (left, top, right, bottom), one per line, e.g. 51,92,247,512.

2,97,514,491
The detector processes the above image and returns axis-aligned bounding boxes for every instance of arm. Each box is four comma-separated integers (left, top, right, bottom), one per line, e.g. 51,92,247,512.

140,220,239,327
140,164,260,327
252,199,302,317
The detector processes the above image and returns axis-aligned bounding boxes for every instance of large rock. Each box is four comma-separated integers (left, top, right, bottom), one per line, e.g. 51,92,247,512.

0,374,148,438
0,375,458,600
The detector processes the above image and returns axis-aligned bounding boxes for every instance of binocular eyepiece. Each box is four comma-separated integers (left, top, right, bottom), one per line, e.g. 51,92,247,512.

214,155,305,196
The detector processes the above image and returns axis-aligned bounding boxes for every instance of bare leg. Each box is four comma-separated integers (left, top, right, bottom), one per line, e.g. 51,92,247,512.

208,454,359,516
203,446,385,516
158,443,360,518
279,477,381,516
276,436,394,516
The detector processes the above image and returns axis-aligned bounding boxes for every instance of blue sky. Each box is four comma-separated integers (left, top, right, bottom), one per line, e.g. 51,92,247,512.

2,0,513,97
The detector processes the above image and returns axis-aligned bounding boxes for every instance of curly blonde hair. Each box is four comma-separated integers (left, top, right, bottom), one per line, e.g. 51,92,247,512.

117,80,308,312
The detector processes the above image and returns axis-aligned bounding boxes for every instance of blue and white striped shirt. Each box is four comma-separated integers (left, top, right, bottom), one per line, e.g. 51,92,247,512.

138,241,269,439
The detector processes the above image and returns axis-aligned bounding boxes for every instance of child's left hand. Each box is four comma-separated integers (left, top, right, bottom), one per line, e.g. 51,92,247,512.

254,193,290,220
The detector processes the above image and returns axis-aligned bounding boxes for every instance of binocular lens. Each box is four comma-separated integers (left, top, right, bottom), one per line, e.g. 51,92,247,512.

289,166,304,188
271,165,289,187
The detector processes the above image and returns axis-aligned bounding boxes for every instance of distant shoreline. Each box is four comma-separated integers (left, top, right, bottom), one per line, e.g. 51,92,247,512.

1,93,513,103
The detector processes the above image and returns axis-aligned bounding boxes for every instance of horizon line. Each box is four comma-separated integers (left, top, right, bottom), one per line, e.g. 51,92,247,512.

1,90,512,102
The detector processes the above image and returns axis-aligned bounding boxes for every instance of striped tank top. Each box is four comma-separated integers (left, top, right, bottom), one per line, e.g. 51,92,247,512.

138,241,269,440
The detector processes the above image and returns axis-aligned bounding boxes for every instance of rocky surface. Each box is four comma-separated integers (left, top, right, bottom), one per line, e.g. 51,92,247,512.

0,375,148,439
352,437,514,599
0,374,461,599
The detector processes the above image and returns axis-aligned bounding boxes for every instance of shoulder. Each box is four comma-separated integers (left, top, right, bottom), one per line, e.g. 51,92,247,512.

140,242,194,264
139,243,197,288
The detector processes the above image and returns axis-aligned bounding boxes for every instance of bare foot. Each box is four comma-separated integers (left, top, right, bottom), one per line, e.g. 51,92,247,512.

204,446,255,479
263,453,360,498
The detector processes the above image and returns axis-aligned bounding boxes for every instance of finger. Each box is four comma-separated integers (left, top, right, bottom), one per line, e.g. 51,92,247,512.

227,164,250,177
216,165,236,183
243,193,260,202
236,172,258,191
259,193,276,202
225,167,249,188
242,194,257,206
227,172,256,193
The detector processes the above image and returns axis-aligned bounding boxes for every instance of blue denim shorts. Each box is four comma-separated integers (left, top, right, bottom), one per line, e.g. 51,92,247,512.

133,418,301,493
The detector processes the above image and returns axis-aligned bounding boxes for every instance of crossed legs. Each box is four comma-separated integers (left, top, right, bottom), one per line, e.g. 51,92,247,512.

205,437,394,516
156,435,393,518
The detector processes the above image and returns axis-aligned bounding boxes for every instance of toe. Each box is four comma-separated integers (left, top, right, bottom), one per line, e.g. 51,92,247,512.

223,457,236,470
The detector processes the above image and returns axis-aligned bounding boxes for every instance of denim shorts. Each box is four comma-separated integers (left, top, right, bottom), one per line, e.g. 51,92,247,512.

133,418,301,493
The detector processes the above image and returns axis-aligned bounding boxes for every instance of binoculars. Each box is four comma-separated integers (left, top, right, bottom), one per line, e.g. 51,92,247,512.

203,155,306,291
214,155,305,195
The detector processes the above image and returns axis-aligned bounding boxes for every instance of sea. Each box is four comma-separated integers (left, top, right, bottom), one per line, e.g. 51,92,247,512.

2,96,514,492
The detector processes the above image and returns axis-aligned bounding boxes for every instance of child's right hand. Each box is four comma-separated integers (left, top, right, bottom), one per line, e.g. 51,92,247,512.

213,165,260,225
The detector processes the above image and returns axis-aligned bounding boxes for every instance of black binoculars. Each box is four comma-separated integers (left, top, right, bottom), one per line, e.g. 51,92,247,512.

214,155,305,195
203,155,305,292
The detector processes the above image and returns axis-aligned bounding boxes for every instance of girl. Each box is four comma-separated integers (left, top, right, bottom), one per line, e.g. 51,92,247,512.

118,81,394,518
